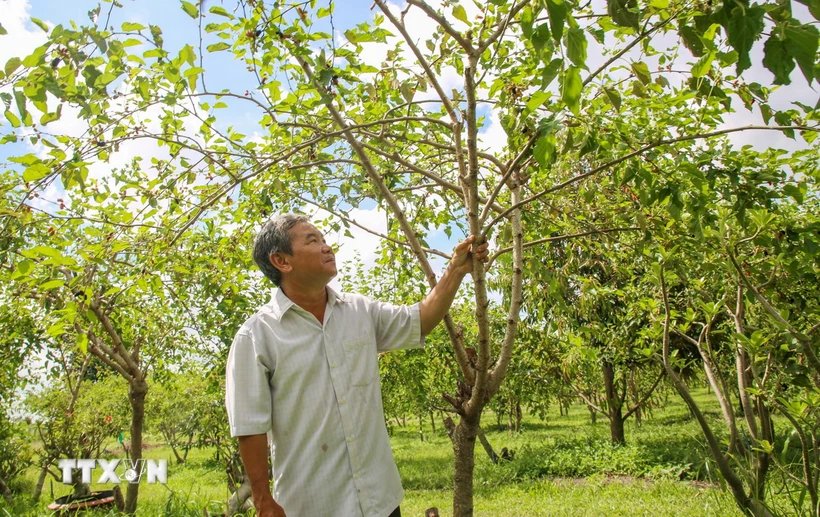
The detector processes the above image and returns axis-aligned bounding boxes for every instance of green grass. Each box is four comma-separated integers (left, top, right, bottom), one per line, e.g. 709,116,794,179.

3,388,745,516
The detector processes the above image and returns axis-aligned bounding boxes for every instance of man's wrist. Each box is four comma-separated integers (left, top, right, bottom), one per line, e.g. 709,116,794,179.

446,263,468,280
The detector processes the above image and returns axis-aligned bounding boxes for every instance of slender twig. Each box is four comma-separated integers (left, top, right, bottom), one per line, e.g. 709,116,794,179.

583,14,676,87
294,194,451,259
486,227,640,267
407,0,476,55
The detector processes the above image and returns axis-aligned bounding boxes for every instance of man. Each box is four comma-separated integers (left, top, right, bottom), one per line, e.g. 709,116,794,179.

225,213,488,517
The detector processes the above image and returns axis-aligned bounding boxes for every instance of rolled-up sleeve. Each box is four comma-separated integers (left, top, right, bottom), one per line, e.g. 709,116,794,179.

225,331,273,437
371,301,424,352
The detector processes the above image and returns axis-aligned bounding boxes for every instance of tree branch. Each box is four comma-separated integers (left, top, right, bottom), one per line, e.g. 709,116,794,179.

583,15,676,87
484,125,819,232
407,0,476,55
477,1,529,55
623,367,665,420
486,227,640,267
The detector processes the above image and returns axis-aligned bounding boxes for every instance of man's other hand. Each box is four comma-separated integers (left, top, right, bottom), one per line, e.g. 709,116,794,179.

256,496,286,517
449,235,490,277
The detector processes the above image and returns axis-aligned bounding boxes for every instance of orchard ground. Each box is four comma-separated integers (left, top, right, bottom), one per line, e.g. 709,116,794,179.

5,389,749,516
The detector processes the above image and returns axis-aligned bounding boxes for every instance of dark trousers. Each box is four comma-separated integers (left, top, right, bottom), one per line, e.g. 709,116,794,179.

388,507,401,517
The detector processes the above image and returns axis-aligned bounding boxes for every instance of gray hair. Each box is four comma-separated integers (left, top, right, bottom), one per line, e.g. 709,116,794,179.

253,213,310,286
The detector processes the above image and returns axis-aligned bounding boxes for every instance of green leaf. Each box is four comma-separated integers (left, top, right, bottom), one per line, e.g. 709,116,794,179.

40,279,65,290
608,0,640,30
5,57,20,76
565,28,587,68
784,23,819,84
692,52,714,78
16,259,33,276
452,5,469,25
150,25,164,48
794,0,820,21
90,32,107,53
526,91,551,113
181,1,199,19
604,87,621,111
541,58,562,89
4,110,20,127
520,6,534,39
531,23,552,55
206,42,231,52
533,134,556,167
679,24,705,57
725,6,765,75
0,23,6,35
763,34,794,85
775,110,795,138
400,82,415,103
631,61,651,85
122,22,147,31
562,66,582,115
24,246,62,258
22,163,50,181
77,333,88,354
30,17,48,32
209,6,233,18
546,0,567,41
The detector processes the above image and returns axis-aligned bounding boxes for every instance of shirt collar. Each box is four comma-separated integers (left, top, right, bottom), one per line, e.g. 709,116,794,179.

268,286,345,320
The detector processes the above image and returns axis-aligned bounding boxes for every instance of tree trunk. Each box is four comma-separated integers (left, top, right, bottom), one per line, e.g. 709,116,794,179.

476,427,498,464
32,461,52,501
603,361,626,445
628,371,641,426
588,405,597,425
182,432,194,462
227,476,253,515
124,378,148,514
452,415,479,517
515,400,522,433
430,412,436,433
0,475,12,504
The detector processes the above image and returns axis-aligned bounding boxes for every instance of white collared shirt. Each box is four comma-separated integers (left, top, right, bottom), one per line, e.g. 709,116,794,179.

225,287,424,517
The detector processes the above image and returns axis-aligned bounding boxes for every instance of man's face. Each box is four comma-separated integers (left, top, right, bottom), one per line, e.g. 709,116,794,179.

278,222,337,283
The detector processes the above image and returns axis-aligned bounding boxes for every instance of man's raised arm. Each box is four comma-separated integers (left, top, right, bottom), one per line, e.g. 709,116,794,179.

419,236,489,336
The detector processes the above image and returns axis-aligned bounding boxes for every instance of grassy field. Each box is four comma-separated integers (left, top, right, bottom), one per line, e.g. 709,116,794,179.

3,388,745,516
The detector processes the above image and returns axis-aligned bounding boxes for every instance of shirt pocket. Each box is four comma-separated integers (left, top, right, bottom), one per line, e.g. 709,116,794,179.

343,330,376,387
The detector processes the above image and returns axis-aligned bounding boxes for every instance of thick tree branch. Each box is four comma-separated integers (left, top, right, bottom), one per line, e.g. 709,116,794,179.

89,300,141,375
487,168,524,398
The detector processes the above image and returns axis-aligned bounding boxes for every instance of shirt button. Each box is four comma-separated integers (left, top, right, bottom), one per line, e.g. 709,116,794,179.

339,399,345,405
354,473,360,479
330,362,337,368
